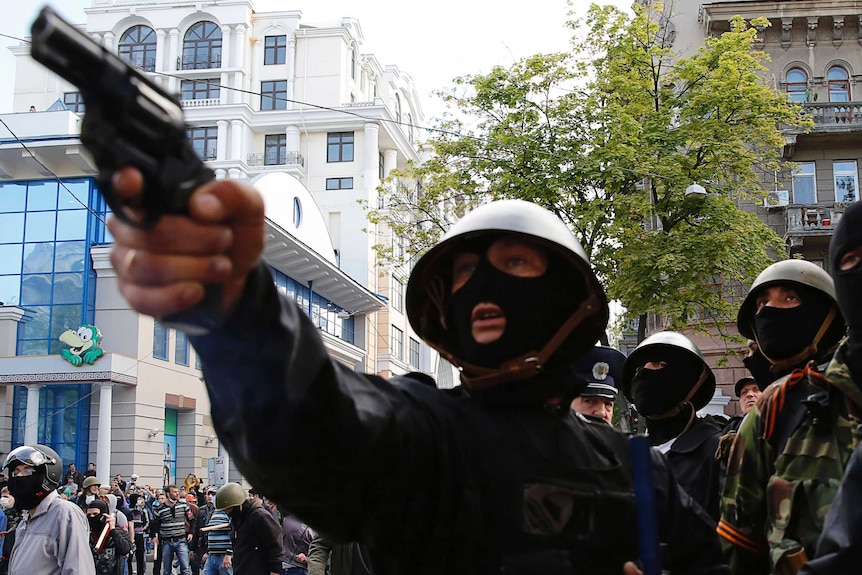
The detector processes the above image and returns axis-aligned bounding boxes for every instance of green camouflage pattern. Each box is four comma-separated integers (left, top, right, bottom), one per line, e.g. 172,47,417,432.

719,340,862,575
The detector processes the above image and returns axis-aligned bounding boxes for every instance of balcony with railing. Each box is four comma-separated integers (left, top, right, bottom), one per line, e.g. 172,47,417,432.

784,205,844,237
181,98,221,108
247,151,304,168
178,55,222,71
194,147,217,161
120,55,155,72
795,102,862,133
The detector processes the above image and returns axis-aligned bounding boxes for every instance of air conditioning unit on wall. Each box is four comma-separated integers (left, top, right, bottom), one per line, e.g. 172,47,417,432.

764,190,790,207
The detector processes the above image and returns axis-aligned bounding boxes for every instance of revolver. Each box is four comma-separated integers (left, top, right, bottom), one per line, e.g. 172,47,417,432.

30,6,221,331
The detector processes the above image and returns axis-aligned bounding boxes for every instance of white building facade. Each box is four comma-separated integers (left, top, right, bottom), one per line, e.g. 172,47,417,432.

0,0,437,488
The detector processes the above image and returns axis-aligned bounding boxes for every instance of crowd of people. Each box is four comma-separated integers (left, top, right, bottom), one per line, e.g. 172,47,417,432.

1,166,860,575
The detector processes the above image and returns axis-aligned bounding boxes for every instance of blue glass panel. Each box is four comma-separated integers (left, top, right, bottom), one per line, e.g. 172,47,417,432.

27,181,58,211
0,275,21,306
25,211,56,242
58,180,90,210
18,339,49,356
0,244,23,274
56,210,87,240
53,273,84,304
51,305,83,338
21,274,52,305
55,241,86,272
0,183,26,212
23,243,55,273
0,213,25,244
19,305,50,339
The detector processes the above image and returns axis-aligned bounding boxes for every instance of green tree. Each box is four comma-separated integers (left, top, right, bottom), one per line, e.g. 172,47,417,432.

368,1,810,344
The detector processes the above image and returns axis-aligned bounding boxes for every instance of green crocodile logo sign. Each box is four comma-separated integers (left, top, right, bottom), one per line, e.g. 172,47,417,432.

59,324,104,366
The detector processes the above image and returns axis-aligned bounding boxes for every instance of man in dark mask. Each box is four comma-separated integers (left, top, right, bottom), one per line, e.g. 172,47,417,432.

3,444,93,574
87,498,133,575
795,201,862,574
108,165,729,575
719,257,855,575
621,331,723,520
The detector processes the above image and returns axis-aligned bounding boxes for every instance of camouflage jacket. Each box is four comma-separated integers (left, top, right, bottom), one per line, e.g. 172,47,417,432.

718,340,862,575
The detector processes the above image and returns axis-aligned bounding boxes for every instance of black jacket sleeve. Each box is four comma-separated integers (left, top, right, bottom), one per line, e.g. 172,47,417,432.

111,528,133,556
252,507,285,574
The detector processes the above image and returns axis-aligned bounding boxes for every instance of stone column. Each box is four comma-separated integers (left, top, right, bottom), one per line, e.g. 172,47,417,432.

103,32,115,52
155,29,167,88
219,72,230,105
250,38,262,109
364,122,380,186
168,29,180,93
23,385,41,446
286,125,300,156
230,120,244,161
96,383,113,483
383,149,398,178
216,120,228,161
220,25,232,69
287,36,297,108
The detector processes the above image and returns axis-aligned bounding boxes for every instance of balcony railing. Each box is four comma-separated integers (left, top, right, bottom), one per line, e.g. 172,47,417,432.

194,147,217,161
785,205,841,234
247,151,304,167
178,54,222,70
181,98,221,108
120,55,155,72
800,102,862,129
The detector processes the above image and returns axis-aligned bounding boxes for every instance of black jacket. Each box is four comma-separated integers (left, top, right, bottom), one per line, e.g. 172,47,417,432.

191,264,729,575
665,416,723,521
230,500,284,575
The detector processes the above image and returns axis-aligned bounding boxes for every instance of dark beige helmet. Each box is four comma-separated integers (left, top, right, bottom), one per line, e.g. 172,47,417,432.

621,331,716,411
215,482,246,511
405,200,608,388
82,475,102,489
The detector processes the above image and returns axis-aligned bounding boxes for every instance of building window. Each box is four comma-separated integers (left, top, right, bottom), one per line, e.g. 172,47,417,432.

293,197,302,228
391,277,403,312
180,79,220,101
792,162,817,204
327,132,354,162
325,177,354,190
163,409,178,486
785,68,808,103
63,92,85,113
118,25,157,71
175,330,189,366
351,47,357,80
261,80,287,110
395,93,402,123
379,152,385,179
153,321,168,360
182,21,222,70
827,66,850,102
409,337,420,368
187,126,218,160
391,326,404,360
834,161,858,203
265,134,287,165
264,35,287,65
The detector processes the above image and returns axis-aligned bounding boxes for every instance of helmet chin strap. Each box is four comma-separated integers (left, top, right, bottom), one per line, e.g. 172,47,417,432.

755,307,838,373
448,293,601,392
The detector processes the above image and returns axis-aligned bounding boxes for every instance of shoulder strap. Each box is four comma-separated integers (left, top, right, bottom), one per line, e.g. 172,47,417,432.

761,363,822,454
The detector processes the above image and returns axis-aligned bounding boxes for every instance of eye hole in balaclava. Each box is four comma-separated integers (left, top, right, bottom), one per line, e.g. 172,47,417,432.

630,348,703,417
442,239,586,369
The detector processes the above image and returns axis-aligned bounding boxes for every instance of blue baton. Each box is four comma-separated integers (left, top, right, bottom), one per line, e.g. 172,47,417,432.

630,434,662,575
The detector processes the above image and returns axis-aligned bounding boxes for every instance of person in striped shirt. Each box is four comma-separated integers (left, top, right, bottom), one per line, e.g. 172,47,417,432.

152,484,195,575
203,502,233,575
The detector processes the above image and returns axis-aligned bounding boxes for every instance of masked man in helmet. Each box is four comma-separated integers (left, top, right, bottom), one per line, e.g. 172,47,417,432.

106,170,727,574
215,483,282,575
4,445,94,574
796,201,862,573
718,259,853,575
621,332,723,521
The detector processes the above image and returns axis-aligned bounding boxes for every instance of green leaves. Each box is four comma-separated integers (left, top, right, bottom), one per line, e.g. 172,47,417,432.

368,1,806,349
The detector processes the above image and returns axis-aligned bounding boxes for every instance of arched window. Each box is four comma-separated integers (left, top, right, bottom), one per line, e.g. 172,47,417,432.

785,68,808,103
351,47,357,80
827,66,850,102
118,25,156,71
182,22,222,70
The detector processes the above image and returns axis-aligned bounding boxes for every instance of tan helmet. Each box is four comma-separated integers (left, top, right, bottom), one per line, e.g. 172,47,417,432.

214,482,246,511
82,476,102,489
621,331,716,411
405,200,608,389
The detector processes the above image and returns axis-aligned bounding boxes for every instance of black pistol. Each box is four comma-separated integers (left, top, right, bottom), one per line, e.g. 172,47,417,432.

30,6,221,332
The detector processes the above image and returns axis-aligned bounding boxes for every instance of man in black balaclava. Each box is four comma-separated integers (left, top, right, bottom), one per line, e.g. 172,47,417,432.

797,201,862,574
3,445,93,574
622,331,723,521
86,498,133,575
719,243,860,575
